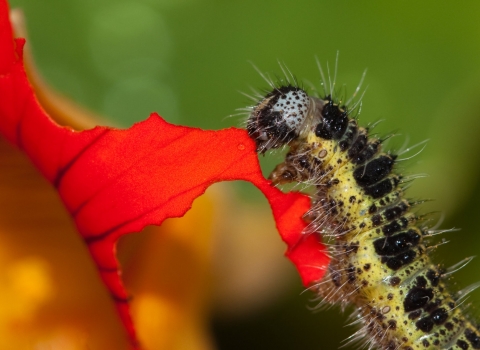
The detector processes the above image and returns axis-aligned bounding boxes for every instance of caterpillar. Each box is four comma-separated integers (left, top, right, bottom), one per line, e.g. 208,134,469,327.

245,63,480,350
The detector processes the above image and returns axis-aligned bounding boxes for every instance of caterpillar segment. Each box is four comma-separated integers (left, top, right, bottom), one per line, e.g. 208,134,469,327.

246,84,480,350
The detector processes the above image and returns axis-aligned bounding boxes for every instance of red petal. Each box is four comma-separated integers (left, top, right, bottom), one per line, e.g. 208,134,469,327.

0,1,329,347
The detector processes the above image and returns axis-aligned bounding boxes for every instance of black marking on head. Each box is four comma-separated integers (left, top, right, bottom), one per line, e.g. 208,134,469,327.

247,85,309,152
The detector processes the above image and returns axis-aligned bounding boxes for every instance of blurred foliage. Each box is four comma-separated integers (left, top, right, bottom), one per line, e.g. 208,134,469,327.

8,0,480,349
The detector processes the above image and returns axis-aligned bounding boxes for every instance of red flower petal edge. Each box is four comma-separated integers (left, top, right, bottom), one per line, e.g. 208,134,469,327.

0,1,329,348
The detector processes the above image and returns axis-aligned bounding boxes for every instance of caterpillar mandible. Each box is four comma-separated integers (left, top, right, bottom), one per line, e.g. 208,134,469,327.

245,61,480,350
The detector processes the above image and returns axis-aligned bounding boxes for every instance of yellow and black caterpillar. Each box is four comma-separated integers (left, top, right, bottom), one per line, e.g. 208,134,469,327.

246,70,480,349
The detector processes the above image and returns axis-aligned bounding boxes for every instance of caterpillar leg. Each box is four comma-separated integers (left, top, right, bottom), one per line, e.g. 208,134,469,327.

268,161,303,185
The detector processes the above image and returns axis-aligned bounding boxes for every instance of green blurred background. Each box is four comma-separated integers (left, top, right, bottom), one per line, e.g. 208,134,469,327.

8,0,480,348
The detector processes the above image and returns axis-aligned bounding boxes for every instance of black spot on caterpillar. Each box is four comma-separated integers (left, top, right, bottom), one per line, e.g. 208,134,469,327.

245,61,480,349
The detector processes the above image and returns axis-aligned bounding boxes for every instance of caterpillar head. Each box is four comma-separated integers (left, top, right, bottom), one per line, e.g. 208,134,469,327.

247,85,310,153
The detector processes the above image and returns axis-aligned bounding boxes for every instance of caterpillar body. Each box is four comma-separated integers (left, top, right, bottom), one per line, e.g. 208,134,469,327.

245,70,480,349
